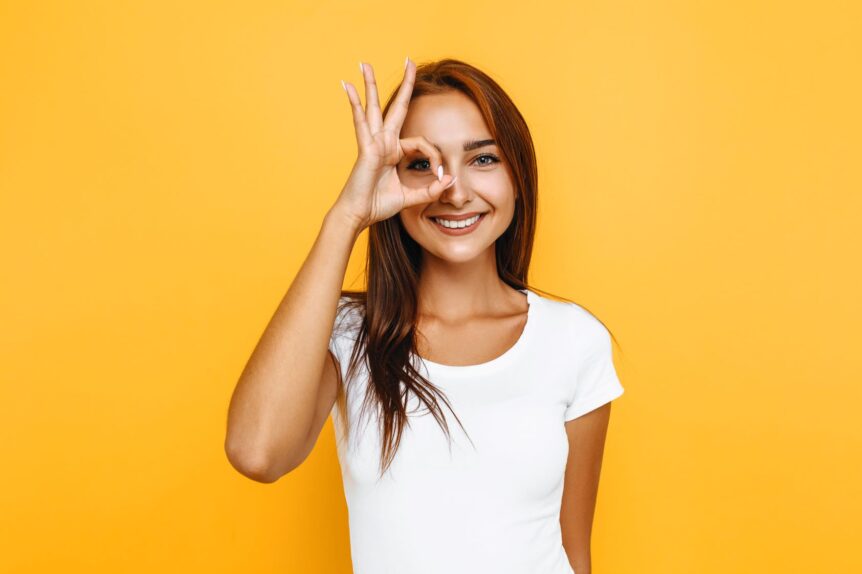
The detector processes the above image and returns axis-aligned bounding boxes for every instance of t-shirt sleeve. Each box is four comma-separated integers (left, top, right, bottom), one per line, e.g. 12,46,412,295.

328,297,346,370
564,313,625,421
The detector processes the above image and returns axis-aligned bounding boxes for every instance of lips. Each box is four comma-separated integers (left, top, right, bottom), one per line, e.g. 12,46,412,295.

427,211,486,221
428,212,487,234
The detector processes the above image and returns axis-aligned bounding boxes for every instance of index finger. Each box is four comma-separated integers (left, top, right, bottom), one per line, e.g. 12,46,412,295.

382,57,416,134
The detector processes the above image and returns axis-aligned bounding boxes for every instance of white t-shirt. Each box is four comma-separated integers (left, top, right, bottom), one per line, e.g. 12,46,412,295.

328,288,624,574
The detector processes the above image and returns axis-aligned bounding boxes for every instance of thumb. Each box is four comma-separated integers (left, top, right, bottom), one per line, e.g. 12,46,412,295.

403,175,457,209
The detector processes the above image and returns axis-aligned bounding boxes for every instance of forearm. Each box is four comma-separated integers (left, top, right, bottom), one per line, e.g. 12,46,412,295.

561,471,598,574
568,547,591,574
563,521,592,574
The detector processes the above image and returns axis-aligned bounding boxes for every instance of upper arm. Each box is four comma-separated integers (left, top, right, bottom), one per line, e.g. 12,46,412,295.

294,296,354,468
273,348,340,478
560,402,613,569
296,349,340,467
558,307,625,565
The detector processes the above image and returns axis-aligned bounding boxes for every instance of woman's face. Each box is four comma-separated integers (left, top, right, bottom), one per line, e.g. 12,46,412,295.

397,91,516,264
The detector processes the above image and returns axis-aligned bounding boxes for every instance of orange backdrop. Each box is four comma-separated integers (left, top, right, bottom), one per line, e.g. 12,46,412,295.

1,1,860,572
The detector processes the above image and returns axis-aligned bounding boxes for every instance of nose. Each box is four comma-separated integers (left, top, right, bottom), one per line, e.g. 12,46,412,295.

439,170,470,206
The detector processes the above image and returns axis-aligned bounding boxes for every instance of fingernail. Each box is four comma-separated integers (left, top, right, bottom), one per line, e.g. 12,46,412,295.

437,165,443,181
405,56,409,69
359,61,364,74
341,79,346,92
444,175,457,189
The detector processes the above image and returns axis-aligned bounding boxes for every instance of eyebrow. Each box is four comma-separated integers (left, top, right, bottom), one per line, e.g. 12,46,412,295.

430,138,497,152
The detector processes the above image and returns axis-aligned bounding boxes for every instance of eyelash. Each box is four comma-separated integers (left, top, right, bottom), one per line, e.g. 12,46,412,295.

406,153,501,171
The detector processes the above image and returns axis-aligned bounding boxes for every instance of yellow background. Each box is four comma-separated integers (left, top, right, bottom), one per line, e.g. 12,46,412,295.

2,1,859,572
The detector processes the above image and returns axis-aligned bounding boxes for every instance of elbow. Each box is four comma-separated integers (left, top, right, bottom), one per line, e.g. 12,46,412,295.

224,439,281,484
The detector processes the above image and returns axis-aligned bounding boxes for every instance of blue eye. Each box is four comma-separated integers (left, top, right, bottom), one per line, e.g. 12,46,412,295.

474,153,500,166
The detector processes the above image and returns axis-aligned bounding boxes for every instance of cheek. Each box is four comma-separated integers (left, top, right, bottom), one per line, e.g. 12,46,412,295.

398,209,424,239
486,184,517,215
487,191,517,230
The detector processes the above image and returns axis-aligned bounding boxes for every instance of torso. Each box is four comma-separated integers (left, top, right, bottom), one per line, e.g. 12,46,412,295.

328,288,605,574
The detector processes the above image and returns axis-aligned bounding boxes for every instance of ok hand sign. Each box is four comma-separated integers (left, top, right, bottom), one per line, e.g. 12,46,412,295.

333,58,457,231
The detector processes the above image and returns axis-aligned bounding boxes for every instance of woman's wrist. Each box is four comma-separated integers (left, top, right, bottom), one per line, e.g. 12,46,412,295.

324,203,366,240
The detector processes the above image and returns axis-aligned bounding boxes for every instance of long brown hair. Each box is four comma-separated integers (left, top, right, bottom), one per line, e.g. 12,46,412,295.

332,58,612,478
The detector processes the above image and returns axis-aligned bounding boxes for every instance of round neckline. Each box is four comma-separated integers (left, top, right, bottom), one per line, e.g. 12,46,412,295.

413,288,536,377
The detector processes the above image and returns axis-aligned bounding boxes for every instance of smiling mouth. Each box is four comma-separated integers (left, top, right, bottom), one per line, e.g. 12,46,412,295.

430,213,487,229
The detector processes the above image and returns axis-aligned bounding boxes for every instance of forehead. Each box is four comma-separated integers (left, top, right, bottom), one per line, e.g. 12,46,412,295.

400,91,492,145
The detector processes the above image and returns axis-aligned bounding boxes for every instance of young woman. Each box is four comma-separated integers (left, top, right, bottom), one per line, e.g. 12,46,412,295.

225,57,625,574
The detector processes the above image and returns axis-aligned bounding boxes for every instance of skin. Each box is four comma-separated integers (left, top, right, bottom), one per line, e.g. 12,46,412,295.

396,90,528,363
387,79,614,573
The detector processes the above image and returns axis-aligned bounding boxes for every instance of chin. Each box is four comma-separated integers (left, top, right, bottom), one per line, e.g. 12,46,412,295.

424,241,497,264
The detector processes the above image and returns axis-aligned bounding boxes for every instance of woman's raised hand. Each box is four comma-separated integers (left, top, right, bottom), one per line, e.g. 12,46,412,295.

333,58,457,231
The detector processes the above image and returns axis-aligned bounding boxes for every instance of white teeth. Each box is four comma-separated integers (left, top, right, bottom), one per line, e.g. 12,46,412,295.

433,214,482,229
